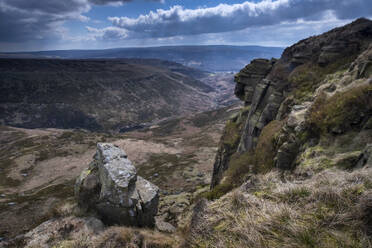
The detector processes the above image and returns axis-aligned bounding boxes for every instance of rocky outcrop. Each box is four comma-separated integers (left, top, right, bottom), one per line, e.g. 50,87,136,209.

238,18,372,153
211,18,372,188
210,107,250,188
234,59,276,104
75,143,159,227
356,144,372,168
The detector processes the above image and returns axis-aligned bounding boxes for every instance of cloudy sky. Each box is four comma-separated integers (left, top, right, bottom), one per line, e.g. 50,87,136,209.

0,0,371,51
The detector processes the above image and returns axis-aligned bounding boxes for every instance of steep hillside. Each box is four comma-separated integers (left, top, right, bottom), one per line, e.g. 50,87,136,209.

0,104,240,244
186,18,372,247
1,17,371,248
0,59,215,132
0,45,284,72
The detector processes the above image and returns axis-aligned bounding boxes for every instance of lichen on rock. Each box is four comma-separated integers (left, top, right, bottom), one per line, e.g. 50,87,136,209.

75,143,159,227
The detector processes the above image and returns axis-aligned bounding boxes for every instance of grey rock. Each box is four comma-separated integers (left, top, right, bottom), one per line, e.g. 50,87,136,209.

155,218,176,233
234,59,275,104
75,143,159,227
356,144,372,168
275,141,299,170
211,18,372,189
23,217,104,248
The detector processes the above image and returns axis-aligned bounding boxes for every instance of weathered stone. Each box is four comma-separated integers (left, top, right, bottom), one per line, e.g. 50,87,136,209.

275,141,299,170
23,217,104,248
234,59,276,104
155,218,176,233
75,143,159,227
211,18,372,189
356,144,372,168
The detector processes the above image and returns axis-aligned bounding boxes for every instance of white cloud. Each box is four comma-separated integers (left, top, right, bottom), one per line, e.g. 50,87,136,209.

107,0,371,38
87,26,129,40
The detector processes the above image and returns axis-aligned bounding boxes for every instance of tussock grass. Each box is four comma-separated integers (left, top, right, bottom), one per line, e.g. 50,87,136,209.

309,84,372,135
53,226,178,248
203,120,283,200
187,168,372,248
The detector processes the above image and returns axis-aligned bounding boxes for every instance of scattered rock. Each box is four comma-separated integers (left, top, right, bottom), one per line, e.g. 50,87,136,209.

356,144,372,168
75,143,159,227
155,218,176,233
23,216,104,248
190,198,208,231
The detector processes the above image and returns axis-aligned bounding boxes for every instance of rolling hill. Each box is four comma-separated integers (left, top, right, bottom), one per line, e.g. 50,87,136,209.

0,58,216,132
0,45,284,72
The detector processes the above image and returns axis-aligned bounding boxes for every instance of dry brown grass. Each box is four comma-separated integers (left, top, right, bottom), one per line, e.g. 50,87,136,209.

186,168,372,248
52,226,179,248
309,84,372,135
92,227,178,248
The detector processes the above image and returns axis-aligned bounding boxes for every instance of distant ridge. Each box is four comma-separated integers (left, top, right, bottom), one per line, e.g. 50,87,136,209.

0,45,283,72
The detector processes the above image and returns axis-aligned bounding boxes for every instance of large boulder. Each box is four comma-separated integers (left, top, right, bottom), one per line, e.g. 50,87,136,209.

75,143,159,227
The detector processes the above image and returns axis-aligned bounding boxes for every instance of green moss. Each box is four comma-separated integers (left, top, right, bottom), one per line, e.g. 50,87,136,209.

319,158,334,169
224,152,254,187
199,183,233,201
207,120,284,199
223,120,282,190
289,57,354,103
222,120,241,147
254,120,284,173
309,84,372,135
290,63,323,102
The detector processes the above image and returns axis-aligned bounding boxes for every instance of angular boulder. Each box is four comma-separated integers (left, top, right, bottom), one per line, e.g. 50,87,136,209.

75,143,159,227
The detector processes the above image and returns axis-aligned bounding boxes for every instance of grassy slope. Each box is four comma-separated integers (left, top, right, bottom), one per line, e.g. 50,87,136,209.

0,58,214,131
0,104,240,241
184,24,372,248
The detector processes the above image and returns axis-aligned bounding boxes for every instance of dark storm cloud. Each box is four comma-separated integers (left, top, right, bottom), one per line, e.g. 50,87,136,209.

0,0,161,43
108,0,372,38
89,0,163,5
0,0,90,42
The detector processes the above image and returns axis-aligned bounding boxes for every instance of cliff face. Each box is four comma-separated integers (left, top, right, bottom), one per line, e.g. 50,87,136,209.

211,18,372,189
190,18,372,248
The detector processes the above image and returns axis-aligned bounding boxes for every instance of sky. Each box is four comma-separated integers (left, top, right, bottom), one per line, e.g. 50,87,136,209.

0,0,371,52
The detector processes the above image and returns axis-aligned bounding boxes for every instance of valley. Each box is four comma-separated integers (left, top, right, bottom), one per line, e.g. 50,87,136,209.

0,103,240,240
0,17,371,248
0,59,238,133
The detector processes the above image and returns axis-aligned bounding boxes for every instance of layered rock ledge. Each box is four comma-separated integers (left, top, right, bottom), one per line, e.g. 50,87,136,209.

75,143,159,227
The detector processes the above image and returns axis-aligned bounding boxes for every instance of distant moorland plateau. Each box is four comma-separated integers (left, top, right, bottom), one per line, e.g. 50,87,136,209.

0,45,283,72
